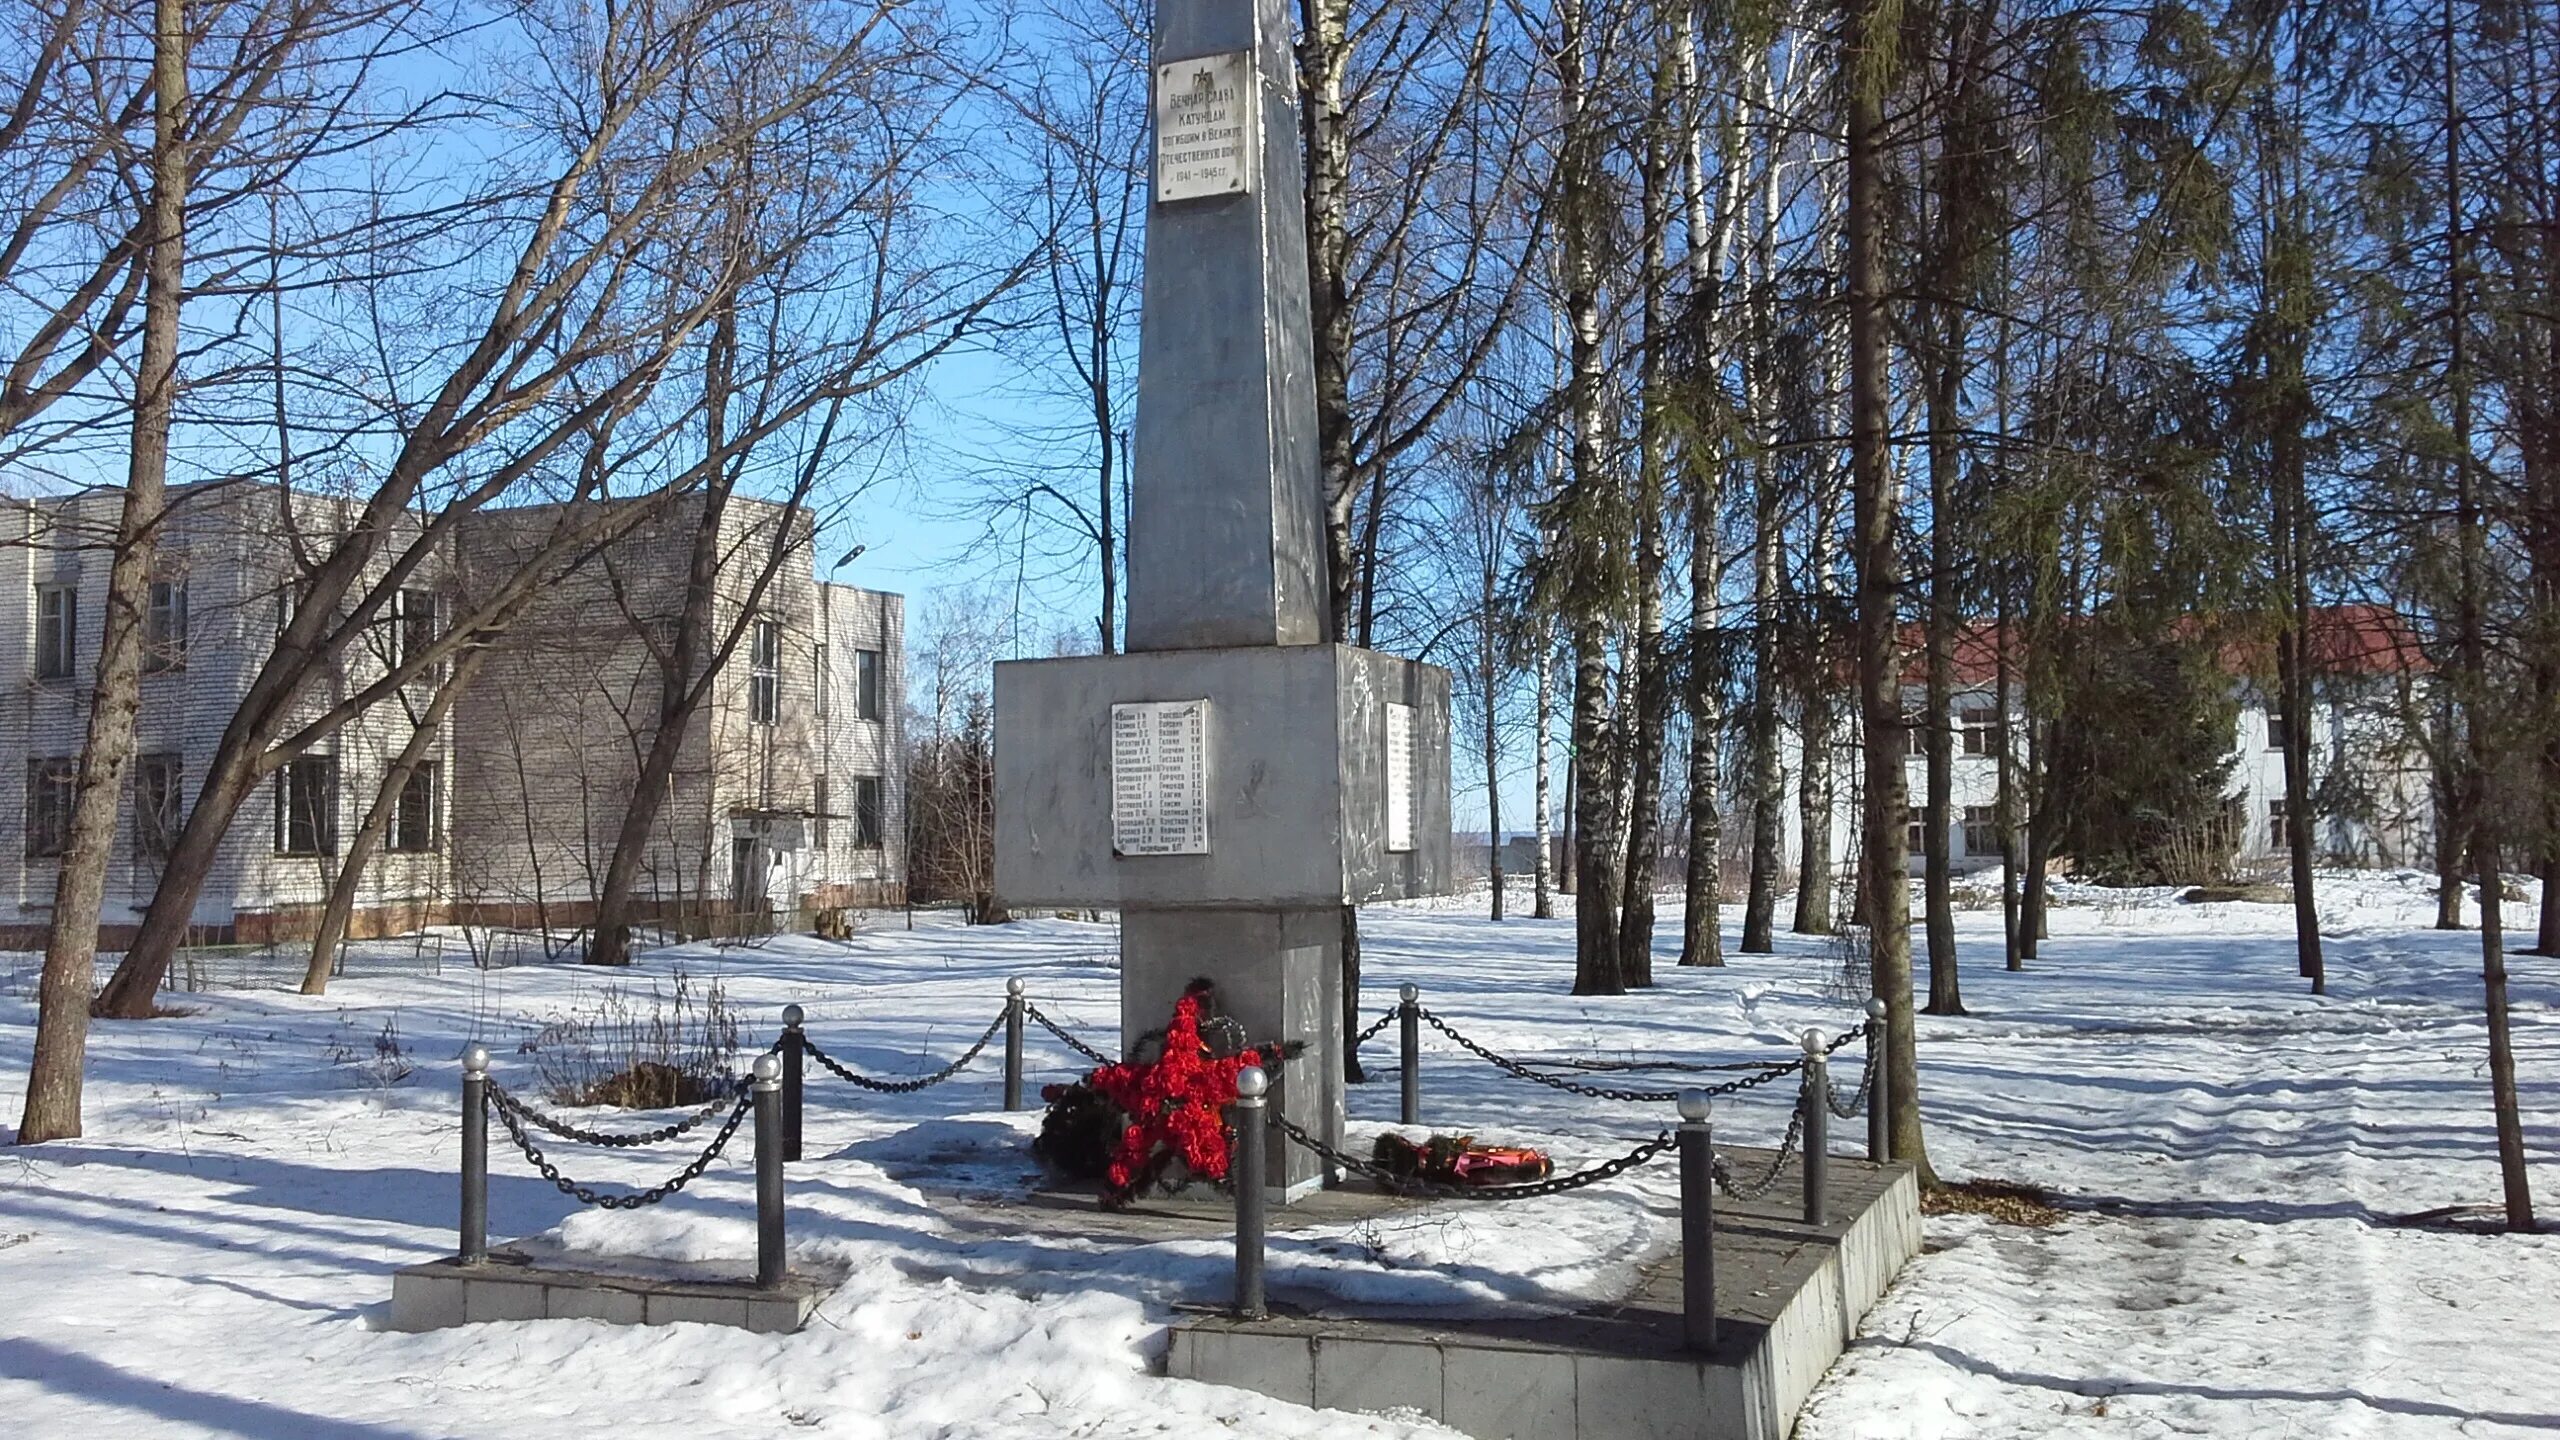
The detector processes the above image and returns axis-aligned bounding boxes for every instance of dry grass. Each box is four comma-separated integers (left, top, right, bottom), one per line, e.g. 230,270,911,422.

1924,1177,2069,1227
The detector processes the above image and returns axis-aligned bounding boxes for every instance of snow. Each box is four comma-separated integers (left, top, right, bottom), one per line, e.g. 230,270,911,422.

0,869,2553,1438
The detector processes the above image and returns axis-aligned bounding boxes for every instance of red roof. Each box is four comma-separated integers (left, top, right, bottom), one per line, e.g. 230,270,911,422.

1897,604,2430,687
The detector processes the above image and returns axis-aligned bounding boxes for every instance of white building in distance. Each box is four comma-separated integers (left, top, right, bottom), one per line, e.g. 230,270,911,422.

1768,605,2435,881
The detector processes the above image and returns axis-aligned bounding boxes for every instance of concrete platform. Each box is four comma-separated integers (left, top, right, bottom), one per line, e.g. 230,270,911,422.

389,1249,829,1334
1160,1148,1922,1440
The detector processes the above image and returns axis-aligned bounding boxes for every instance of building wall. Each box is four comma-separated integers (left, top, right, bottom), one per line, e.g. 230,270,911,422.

1755,676,2437,883
3,484,449,947
3,485,903,949
448,493,908,928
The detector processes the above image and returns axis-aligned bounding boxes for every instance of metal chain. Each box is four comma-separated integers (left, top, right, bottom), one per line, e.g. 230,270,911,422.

1710,1107,1804,1200
1271,1113,1677,1202
491,1087,753,1209
1415,1007,1806,1105
1533,1055,1798,1074
1826,1059,1875,1119
800,1011,1006,1093
1352,1009,1397,1047
1023,1002,1116,1066
485,1076,745,1149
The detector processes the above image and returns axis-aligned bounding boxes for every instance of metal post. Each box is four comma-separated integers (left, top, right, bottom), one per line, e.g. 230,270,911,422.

1801,1029,1829,1227
1004,977,1027,1112
1679,1090,1715,1352
1398,983,1420,1127
459,1045,489,1265
754,1054,785,1290
780,1004,805,1163
1232,1064,1268,1319
1865,998,1890,1163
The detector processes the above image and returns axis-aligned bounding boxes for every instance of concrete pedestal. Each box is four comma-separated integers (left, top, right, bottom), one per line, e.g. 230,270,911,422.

390,1250,828,1334
1121,907,1343,1195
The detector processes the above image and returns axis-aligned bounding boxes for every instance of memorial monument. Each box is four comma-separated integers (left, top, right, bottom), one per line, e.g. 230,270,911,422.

992,0,1453,1198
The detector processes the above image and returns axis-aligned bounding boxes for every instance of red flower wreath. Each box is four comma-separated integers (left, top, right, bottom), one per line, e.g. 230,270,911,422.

1077,991,1260,1206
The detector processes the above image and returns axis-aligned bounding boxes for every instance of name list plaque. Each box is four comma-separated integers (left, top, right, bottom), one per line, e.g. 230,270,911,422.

1385,701,1417,853
1154,50,1255,203
1111,699,1212,856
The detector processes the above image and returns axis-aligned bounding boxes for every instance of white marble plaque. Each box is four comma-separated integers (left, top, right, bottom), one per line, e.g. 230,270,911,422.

1385,702,1416,853
1111,699,1211,856
1154,50,1255,203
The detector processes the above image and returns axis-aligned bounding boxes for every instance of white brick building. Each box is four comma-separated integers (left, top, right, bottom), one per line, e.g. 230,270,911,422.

2,484,902,948
1768,606,2436,878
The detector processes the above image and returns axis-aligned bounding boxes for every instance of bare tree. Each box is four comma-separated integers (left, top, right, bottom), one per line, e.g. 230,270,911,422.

1845,0,1929,1179
96,0,1015,1013
18,0,439,1142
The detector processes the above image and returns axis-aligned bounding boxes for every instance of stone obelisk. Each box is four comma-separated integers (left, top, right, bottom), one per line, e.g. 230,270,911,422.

993,0,1452,1198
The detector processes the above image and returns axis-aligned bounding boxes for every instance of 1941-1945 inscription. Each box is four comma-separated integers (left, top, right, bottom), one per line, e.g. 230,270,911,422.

1154,50,1254,203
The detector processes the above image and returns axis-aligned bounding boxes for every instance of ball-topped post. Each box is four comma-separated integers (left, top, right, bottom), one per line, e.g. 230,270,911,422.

1678,1086,1715,1351
779,1004,806,1163
1865,1001,1890,1163
754,1051,786,1289
1003,977,1029,1112
1397,984,1422,1127
1232,1063,1269,1319
1800,1028,1830,1227
458,1043,490,1265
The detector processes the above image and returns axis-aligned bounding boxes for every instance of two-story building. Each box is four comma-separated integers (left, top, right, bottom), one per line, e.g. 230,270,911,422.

449,492,905,932
1764,605,2435,879
3,483,903,949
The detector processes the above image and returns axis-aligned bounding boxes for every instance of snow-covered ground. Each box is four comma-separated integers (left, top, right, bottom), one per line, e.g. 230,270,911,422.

0,869,2552,1438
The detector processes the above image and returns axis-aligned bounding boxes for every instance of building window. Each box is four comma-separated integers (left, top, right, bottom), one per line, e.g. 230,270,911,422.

1904,715,1926,757
395,588,439,673
35,583,76,680
1958,699,1999,757
749,620,780,725
144,578,187,672
390,762,439,851
814,642,829,719
1904,804,1926,856
274,756,338,856
26,758,74,857
136,753,182,858
813,775,830,850
2268,797,2289,840
2266,707,2290,751
1962,804,1999,856
853,775,884,847
856,647,883,721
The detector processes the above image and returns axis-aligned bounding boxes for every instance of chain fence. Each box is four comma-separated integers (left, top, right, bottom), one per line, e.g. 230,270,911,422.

800,1012,1007,1094
1351,1009,1398,1047
1412,1006,1846,1105
490,1084,755,1209
1710,1107,1804,1200
487,1076,748,1149
1023,1002,1117,1065
1826,1059,1875,1119
1271,1112,1678,1202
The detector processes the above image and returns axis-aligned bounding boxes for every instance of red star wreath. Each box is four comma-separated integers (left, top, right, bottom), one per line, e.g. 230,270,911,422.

1034,979,1292,1208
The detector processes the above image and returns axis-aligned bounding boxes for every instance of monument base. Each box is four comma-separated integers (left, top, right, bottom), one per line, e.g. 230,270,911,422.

389,1250,830,1334
1165,1155,1922,1440
1121,906,1343,1198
